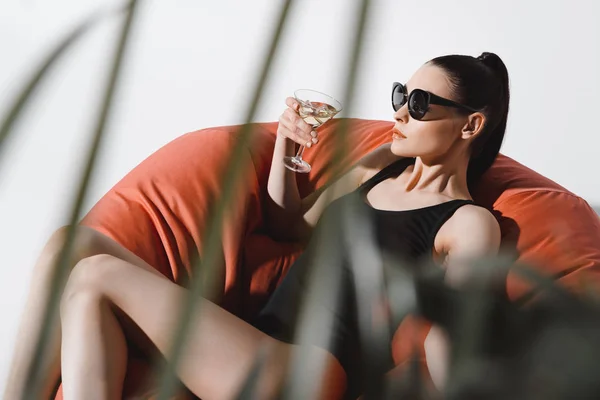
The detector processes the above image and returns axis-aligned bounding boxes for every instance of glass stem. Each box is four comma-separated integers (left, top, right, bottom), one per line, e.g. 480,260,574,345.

294,145,306,160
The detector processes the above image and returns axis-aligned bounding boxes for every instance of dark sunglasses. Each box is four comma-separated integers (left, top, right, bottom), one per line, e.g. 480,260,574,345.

391,82,479,120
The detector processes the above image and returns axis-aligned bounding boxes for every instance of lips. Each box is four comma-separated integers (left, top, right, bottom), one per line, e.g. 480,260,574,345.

392,128,406,139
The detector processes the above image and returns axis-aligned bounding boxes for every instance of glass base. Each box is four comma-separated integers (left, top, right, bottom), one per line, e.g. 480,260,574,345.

283,156,311,173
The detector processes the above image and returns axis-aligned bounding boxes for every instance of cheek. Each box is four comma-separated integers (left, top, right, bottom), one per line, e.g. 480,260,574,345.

391,124,455,157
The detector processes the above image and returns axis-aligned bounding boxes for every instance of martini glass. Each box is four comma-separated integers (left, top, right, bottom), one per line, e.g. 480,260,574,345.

283,89,343,173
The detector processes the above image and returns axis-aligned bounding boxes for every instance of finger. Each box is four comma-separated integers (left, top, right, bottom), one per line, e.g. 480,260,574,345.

285,97,300,111
283,107,300,123
283,110,312,139
309,130,318,144
292,118,314,141
279,118,312,145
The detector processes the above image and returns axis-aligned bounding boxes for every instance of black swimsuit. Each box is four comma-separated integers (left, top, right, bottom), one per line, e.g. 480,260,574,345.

253,157,476,399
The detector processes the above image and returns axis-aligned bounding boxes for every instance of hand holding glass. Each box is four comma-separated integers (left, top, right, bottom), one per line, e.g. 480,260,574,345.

283,89,343,173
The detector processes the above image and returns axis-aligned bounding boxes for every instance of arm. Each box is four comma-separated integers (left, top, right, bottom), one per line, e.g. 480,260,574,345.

266,141,391,243
265,99,397,242
439,206,502,286
425,206,501,390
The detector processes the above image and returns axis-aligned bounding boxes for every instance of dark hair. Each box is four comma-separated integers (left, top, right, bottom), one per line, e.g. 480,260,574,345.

428,52,510,189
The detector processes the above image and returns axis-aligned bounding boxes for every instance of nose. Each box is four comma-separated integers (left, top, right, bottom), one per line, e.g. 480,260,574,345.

393,102,409,124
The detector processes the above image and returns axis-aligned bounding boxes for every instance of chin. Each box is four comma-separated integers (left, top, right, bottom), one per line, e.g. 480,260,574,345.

390,139,418,157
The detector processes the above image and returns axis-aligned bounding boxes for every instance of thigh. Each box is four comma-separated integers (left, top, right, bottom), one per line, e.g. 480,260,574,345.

68,254,346,399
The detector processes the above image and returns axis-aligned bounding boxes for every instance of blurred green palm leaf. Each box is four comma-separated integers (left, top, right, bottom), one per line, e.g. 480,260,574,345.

19,1,141,399
154,1,296,399
4,0,599,398
0,3,126,161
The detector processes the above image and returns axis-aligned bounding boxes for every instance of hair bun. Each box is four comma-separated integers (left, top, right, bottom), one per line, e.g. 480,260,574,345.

477,52,494,61
477,52,501,72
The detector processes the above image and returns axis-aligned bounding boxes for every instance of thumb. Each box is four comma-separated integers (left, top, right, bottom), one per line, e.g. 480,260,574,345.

285,96,299,111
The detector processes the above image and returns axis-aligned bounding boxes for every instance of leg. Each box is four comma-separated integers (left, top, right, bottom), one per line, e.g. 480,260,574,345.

424,325,450,391
3,226,170,400
60,254,347,400
60,291,128,400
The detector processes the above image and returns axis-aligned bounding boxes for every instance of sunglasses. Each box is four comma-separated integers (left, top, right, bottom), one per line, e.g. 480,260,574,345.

391,82,479,120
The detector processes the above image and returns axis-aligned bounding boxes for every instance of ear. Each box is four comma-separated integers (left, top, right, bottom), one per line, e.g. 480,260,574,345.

461,112,486,140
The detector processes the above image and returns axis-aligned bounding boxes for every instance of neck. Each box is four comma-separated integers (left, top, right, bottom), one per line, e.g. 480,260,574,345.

404,152,471,199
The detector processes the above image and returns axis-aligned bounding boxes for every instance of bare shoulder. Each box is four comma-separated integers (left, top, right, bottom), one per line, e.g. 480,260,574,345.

450,205,500,239
453,204,498,224
437,204,501,257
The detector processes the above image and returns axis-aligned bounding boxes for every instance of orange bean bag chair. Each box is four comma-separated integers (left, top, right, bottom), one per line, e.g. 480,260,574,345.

52,118,600,399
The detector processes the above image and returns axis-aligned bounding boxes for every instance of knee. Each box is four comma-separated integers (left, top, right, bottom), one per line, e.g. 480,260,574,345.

60,254,119,312
42,226,106,269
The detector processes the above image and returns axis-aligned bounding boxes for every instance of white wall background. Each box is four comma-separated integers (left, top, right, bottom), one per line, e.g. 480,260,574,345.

1,0,599,393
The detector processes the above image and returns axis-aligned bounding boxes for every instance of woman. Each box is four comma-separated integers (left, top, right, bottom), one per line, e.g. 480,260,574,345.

5,52,509,400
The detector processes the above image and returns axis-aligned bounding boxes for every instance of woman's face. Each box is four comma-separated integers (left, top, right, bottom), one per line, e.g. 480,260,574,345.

390,63,474,161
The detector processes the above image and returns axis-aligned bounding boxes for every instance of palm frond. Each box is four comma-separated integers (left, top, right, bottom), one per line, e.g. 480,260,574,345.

154,1,296,399
0,4,126,163
22,2,142,398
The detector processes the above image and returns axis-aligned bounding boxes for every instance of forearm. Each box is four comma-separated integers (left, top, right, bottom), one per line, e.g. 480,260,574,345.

266,134,303,239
